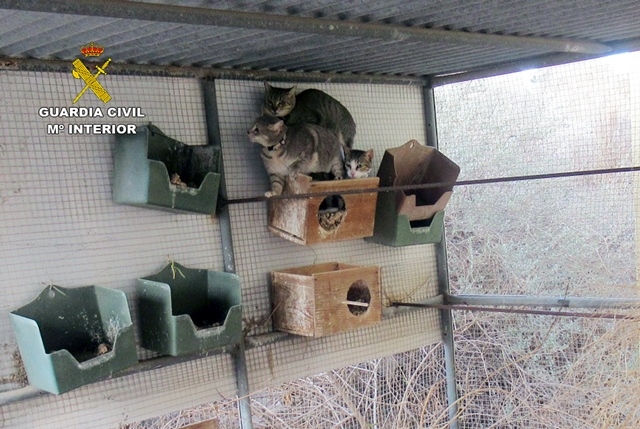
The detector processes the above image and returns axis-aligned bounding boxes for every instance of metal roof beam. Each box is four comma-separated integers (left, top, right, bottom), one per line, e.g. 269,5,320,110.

431,36,640,86
0,0,611,55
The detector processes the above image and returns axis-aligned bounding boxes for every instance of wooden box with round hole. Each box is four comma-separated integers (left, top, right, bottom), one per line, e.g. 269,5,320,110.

268,174,380,245
271,262,381,337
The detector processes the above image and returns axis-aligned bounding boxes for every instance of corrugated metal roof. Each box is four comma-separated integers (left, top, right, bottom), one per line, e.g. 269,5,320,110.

1,0,639,78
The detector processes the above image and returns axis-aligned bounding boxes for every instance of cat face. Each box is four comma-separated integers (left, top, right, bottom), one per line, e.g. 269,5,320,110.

262,82,297,118
345,148,374,179
247,115,286,148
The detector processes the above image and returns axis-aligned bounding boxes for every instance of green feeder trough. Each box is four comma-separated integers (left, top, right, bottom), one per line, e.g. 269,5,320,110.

9,285,138,395
137,262,242,357
366,140,460,247
113,124,221,214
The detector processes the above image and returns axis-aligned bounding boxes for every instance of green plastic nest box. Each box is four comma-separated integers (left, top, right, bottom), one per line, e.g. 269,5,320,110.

137,262,242,356
366,140,460,247
9,285,138,395
113,124,221,214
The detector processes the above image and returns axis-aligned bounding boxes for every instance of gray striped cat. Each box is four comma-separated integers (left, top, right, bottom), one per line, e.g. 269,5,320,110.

262,82,357,148
247,115,345,197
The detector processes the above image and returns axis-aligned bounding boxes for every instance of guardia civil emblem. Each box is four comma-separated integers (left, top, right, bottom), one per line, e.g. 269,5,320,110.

71,42,112,104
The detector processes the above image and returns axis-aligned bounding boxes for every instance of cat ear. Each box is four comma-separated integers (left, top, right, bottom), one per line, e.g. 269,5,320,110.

263,81,272,92
342,145,351,157
287,86,297,97
268,119,285,133
365,149,374,162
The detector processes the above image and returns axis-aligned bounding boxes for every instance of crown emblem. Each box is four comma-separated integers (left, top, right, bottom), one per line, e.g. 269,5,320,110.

80,42,104,57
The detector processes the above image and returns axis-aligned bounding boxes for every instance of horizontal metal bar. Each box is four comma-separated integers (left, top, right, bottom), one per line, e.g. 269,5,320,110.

382,295,444,318
431,52,597,86
392,302,635,320
431,36,640,86
244,298,446,346
0,0,611,55
0,385,45,404
0,56,425,86
0,345,232,405
447,294,640,309
244,331,290,349
0,296,438,407
222,165,640,206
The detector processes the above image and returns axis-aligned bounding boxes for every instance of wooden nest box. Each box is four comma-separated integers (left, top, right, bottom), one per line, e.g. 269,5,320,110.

271,262,381,337
367,140,460,246
268,174,380,245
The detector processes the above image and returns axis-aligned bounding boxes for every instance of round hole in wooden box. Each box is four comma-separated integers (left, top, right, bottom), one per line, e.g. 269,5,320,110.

317,195,347,231
346,280,371,316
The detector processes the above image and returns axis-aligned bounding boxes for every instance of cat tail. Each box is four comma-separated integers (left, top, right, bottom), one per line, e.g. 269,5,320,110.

338,131,355,149
340,144,348,161
344,136,355,149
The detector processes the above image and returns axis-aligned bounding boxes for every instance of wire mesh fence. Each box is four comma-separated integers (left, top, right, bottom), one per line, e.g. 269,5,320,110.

0,60,441,427
2,46,640,429
122,343,450,429
451,310,640,429
437,53,640,428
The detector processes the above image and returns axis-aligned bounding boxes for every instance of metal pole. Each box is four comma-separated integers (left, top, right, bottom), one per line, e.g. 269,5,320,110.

424,83,460,429
0,0,610,55
446,294,640,309
392,302,634,320
435,239,460,429
202,79,254,429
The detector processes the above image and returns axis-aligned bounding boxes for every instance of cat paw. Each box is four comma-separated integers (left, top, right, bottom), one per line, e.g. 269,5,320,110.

333,175,344,180
265,190,281,198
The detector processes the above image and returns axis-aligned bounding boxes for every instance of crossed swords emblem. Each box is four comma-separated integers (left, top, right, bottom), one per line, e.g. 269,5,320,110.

71,58,112,103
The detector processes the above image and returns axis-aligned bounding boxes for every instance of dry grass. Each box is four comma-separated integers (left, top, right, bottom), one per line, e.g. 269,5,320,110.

452,310,640,429
128,311,639,429
0,349,29,388
127,346,451,429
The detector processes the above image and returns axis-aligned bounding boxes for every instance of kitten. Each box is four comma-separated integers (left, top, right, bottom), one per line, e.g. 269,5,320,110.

344,147,374,179
315,148,374,216
163,144,218,188
262,82,357,148
247,115,345,197
310,147,374,181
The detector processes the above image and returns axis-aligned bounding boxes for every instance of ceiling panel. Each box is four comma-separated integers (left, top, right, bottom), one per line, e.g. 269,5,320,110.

0,0,639,77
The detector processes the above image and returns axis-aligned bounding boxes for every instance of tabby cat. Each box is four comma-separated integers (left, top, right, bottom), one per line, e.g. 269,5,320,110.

262,82,357,148
247,115,345,197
